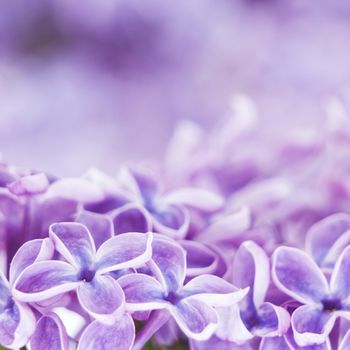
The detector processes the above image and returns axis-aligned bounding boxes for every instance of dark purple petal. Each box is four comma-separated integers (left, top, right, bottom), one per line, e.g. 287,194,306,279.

118,273,166,312
13,261,79,302
77,275,124,324
291,305,336,346
9,238,54,284
306,213,350,267
233,240,269,309
149,235,186,293
152,204,189,239
96,232,153,273
49,222,96,269
111,204,152,234
77,314,135,350
30,313,69,350
164,188,224,212
76,211,113,248
272,247,328,304
0,300,35,349
170,298,218,341
181,275,248,307
7,173,49,196
180,241,219,277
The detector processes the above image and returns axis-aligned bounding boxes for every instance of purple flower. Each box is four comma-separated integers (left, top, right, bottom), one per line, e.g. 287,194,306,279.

272,245,350,346
86,166,223,239
118,235,248,342
13,222,153,324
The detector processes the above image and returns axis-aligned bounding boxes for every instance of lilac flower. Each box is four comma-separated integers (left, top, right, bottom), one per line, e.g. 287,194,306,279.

0,237,54,348
13,222,153,324
86,166,223,239
272,245,350,346
118,235,248,343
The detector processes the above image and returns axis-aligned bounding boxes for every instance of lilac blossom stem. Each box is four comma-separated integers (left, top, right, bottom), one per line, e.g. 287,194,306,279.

133,310,171,350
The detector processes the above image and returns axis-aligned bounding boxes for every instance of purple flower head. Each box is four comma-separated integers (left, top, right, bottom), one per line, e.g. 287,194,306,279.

119,235,248,342
86,166,223,239
13,222,153,325
272,245,350,347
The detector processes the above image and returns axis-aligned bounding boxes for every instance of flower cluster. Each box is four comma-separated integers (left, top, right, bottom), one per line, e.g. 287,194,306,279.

2,100,350,350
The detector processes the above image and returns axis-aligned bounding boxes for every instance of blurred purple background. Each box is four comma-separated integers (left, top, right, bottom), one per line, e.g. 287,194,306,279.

1,0,349,176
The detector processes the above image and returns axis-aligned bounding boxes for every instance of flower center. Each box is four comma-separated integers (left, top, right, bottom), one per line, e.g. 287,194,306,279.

79,268,96,283
322,297,342,312
164,291,181,305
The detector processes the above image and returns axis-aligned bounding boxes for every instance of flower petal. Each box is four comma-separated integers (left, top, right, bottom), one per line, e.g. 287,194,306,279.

164,188,224,212
7,173,49,195
77,314,135,350
96,232,153,274
45,178,105,203
148,235,186,293
330,245,350,300
111,203,152,235
291,305,336,346
180,240,219,277
259,337,291,350
233,240,269,309
190,335,253,350
305,213,350,267
118,273,166,312
13,261,79,302
77,275,125,325
0,300,36,349
76,211,113,249
170,298,218,341
254,302,290,337
9,238,54,284
49,222,96,269
339,329,350,350
181,275,248,307
30,313,69,350
272,247,328,304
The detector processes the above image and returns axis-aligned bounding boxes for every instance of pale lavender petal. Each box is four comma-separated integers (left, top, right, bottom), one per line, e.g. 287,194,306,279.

306,213,350,267
76,211,113,248
330,245,350,300
190,336,253,350
0,300,36,349
180,241,219,277
284,327,332,350
254,302,290,337
77,275,124,324
30,313,69,350
170,298,218,341
111,204,152,235
49,222,96,269
259,337,292,350
77,314,135,350
96,232,153,274
272,247,328,304
181,275,248,307
13,261,79,302
9,238,54,284
339,329,350,350
164,188,224,212
148,235,186,293
292,305,336,346
118,273,166,312
197,207,251,243
45,178,105,203
233,240,269,309
7,173,49,195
